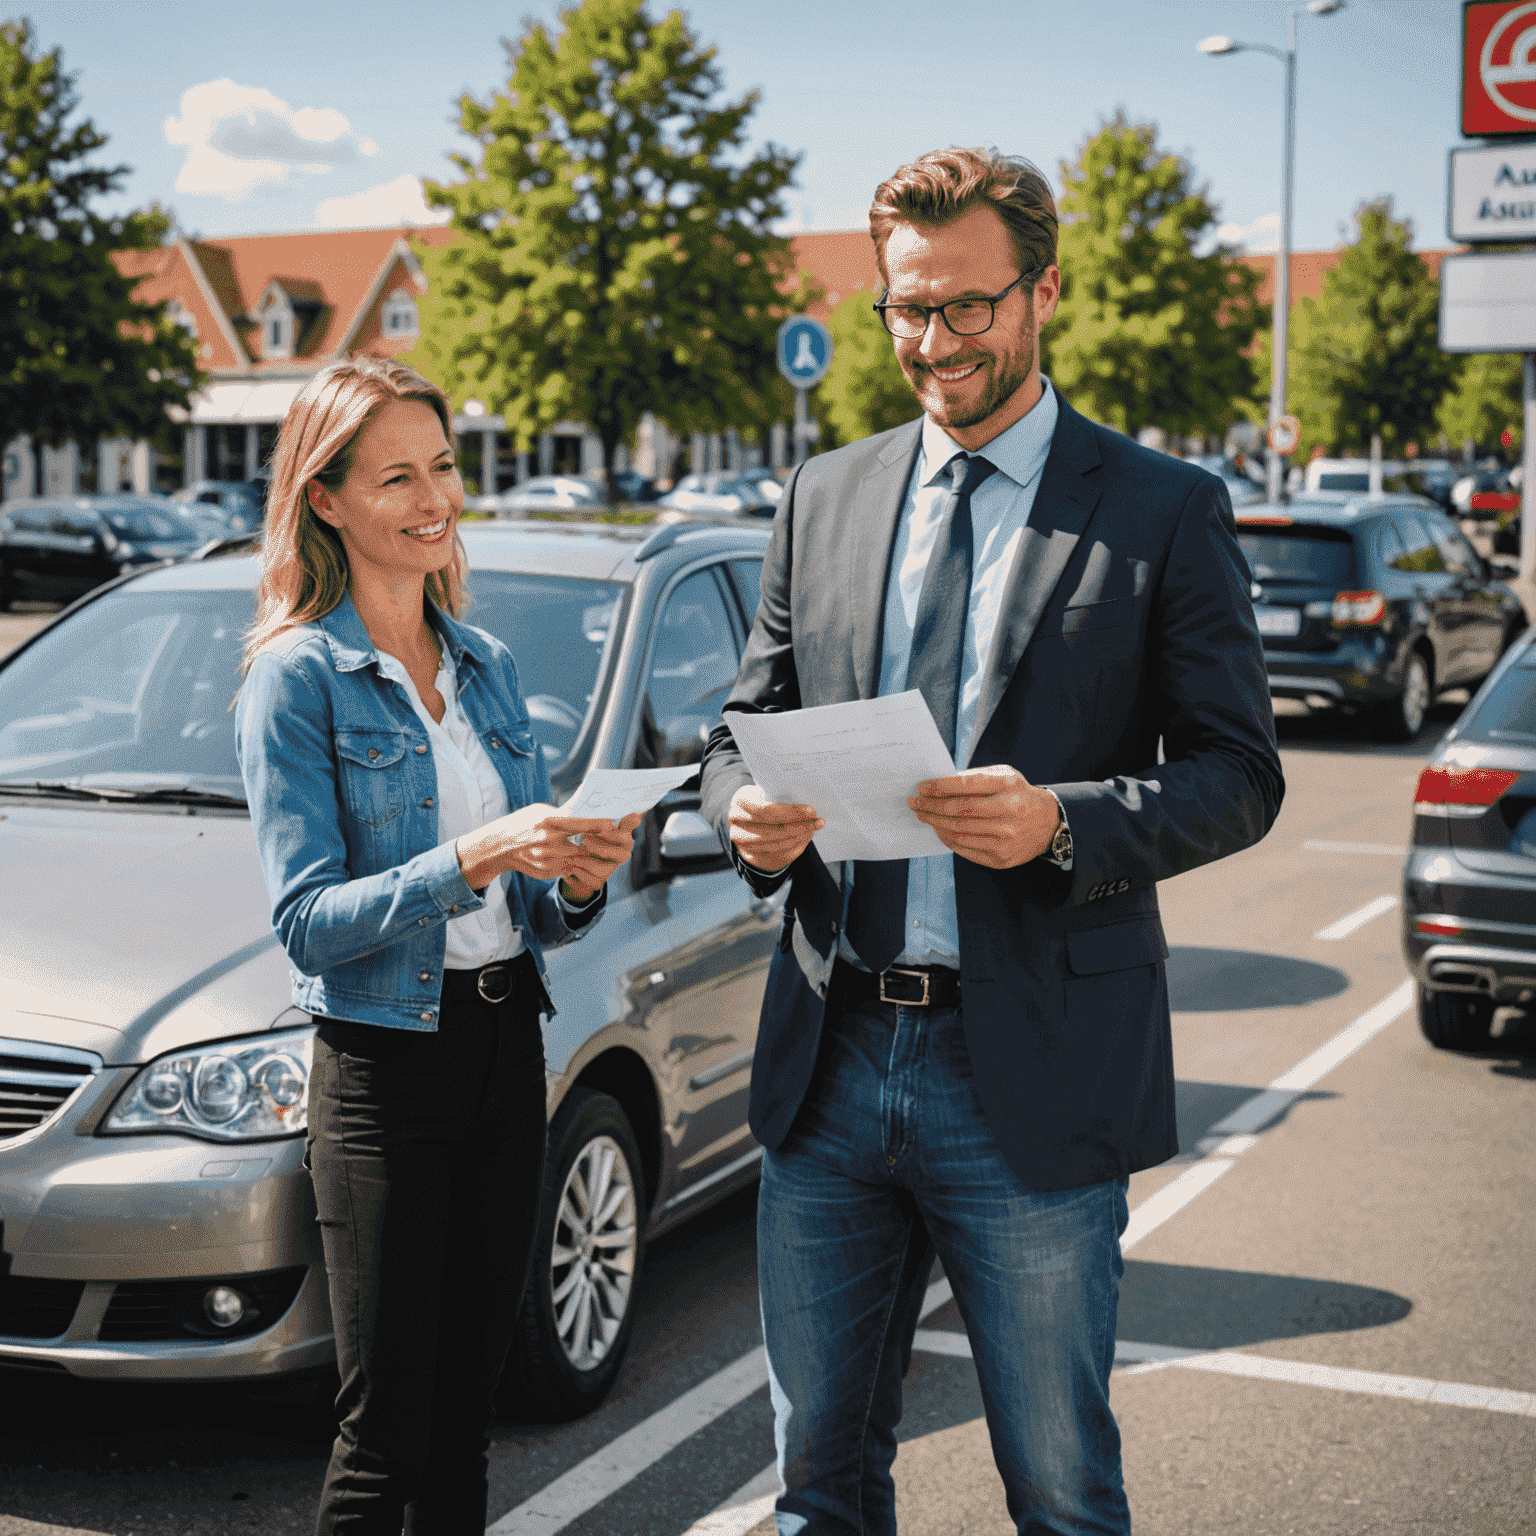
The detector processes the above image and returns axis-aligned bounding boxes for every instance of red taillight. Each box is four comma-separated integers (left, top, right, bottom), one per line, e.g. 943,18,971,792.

1331,590,1387,627
1414,765,1519,817
1413,918,1464,936
1469,490,1519,513
1239,515,1293,526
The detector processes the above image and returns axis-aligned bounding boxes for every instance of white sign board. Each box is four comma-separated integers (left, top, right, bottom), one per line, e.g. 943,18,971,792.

1449,143,1536,243
1439,249,1536,352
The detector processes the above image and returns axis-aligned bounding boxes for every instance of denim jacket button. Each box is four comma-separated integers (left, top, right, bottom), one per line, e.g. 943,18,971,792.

367,748,379,761
418,917,428,926
490,739,500,749
419,971,431,982
415,744,428,755
423,797,435,808
449,905,458,914
419,1012,432,1022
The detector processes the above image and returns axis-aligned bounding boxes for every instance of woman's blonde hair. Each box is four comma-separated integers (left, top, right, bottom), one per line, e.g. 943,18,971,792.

242,356,468,670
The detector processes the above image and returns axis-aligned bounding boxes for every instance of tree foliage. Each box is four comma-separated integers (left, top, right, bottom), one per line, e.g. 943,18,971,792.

409,0,799,498
1044,113,1265,436
1436,351,1520,455
819,289,917,447
0,20,200,458
1287,199,1459,458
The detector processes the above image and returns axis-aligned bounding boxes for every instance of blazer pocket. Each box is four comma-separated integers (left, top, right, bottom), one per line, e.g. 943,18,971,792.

1066,916,1169,974
1063,917,1167,1033
334,730,408,829
1061,597,1132,636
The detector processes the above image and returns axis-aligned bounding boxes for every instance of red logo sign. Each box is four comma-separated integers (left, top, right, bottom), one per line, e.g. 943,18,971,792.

1464,1,1536,135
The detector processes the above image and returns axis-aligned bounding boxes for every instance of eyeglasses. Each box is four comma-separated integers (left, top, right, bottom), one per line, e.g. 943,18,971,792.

873,268,1042,340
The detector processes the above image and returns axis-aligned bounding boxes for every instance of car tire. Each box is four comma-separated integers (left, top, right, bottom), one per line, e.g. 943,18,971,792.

1417,984,1495,1051
1374,650,1431,742
498,1088,645,1423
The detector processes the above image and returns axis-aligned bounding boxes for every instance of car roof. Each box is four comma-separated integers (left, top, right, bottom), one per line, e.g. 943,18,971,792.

1235,495,1437,526
124,520,770,593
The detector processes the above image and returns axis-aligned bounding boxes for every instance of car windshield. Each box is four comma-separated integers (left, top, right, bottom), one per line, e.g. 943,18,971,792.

1237,525,1357,586
1459,661,1536,745
104,504,191,540
1315,472,1370,492
0,572,623,795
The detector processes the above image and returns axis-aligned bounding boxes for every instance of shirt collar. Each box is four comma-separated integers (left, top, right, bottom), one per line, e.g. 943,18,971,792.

919,375,1059,491
317,589,490,677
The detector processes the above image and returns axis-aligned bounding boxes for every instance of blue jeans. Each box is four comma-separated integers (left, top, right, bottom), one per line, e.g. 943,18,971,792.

758,994,1131,1536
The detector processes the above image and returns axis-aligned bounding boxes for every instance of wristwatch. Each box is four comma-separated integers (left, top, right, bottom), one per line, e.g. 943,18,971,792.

1043,790,1073,867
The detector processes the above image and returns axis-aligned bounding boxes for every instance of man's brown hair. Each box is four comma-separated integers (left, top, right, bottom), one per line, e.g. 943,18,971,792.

869,147,1057,287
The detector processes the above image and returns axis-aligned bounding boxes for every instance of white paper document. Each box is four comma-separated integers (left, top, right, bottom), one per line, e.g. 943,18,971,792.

728,690,956,863
562,765,699,823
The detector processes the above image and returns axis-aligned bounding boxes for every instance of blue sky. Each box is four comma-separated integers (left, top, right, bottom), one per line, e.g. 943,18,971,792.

22,0,1457,252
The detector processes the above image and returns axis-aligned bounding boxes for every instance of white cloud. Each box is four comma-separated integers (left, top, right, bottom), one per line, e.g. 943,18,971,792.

1212,211,1281,253
314,175,451,229
164,80,378,202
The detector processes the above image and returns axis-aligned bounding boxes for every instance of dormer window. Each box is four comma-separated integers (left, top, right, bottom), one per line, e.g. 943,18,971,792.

254,279,322,361
382,288,419,338
258,290,295,360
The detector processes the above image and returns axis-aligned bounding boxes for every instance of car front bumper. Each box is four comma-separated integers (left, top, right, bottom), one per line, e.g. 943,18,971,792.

0,1072,330,1381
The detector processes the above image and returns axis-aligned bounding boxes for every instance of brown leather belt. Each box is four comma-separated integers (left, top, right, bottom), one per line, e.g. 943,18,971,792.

838,960,962,1010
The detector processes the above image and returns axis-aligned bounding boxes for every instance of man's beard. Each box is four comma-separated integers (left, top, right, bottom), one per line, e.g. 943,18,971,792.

906,322,1036,430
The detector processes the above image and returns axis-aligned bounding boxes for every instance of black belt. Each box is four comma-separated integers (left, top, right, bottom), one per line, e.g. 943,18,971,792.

442,956,525,1005
837,960,962,1010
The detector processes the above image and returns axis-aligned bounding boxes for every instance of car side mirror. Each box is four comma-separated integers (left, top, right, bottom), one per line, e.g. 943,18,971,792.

658,810,728,871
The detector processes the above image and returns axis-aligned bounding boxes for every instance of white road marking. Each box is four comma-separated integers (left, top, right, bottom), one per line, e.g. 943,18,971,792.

1119,1159,1235,1253
910,1334,1534,1417
1303,839,1408,856
490,1280,955,1534
1313,893,1399,941
1269,979,1414,1093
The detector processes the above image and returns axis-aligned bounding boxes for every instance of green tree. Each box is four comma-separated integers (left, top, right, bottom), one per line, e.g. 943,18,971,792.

1287,198,1460,457
410,0,799,501
1436,351,1520,455
819,289,917,447
0,21,200,469
1044,113,1265,436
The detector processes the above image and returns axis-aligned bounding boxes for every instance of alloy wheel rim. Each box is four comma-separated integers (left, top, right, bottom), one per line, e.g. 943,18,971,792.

549,1134,637,1371
1403,658,1429,735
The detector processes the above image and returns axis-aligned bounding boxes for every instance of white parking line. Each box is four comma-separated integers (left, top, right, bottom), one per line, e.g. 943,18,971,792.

1303,840,1408,856
488,1279,954,1535
508,981,1421,1536
1313,893,1399,941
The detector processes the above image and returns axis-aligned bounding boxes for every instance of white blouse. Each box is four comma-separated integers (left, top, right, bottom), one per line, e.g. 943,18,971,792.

374,644,523,969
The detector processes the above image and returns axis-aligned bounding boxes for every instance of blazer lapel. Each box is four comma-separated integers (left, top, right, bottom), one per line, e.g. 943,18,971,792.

968,398,1104,761
849,420,922,699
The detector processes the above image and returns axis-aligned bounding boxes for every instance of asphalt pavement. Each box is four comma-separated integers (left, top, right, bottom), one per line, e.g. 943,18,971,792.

0,633,1532,1534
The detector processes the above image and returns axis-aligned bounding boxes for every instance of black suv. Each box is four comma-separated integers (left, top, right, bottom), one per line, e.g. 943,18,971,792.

1237,495,1526,740
1403,631,1536,1049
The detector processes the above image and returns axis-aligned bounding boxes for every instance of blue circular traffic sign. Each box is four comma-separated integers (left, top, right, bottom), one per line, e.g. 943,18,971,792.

777,316,833,387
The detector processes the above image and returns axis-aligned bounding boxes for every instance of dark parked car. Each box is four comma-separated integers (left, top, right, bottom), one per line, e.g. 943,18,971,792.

170,479,267,534
1403,630,1536,1049
0,496,208,609
0,520,775,1421
1237,495,1526,740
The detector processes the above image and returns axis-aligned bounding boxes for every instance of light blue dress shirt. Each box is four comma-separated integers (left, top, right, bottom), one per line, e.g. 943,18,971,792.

840,377,1060,970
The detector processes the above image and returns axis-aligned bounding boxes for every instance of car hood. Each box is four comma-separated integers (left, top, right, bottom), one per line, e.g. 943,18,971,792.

0,804,294,1065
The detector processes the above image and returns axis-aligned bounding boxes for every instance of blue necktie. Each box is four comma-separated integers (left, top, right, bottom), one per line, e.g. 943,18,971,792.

846,452,998,974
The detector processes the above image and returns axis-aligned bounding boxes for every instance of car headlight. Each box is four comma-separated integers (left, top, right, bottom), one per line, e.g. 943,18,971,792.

102,1026,313,1141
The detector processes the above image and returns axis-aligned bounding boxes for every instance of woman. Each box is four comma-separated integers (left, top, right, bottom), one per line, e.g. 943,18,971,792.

235,356,639,1533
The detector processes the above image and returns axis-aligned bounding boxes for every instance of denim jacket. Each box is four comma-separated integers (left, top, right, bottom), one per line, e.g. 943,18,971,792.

235,592,600,1030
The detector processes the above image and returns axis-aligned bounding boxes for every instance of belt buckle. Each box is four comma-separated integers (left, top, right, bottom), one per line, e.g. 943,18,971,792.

476,963,512,1004
878,966,930,1007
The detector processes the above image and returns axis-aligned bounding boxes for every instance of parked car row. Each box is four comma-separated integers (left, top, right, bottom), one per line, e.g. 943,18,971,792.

0,519,776,1420
469,469,785,522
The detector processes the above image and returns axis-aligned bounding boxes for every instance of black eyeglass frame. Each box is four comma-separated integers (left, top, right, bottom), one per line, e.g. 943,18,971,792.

873,267,1044,339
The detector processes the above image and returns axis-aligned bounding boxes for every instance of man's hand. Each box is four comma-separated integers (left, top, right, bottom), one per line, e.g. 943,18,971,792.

908,765,1059,870
728,785,824,872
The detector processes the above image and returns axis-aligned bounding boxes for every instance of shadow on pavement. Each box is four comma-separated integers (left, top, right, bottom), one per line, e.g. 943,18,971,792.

1117,1259,1411,1351
1271,696,1462,758
1172,1080,1331,1158
1167,947,1349,1011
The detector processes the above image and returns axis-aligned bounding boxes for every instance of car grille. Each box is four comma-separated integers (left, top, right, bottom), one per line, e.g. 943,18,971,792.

0,1254,85,1340
0,1038,100,1142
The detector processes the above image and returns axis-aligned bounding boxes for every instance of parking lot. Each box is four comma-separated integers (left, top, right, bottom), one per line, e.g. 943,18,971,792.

0,622,1531,1536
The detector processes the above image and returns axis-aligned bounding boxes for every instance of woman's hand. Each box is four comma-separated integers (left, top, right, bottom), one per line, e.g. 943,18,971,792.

559,812,643,902
455,806,642,896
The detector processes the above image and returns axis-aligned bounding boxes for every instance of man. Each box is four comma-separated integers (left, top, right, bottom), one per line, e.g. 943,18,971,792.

700,147,1282,1535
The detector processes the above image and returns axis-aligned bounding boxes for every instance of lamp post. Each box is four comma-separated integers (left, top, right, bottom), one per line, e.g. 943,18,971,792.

1199,0,1344,503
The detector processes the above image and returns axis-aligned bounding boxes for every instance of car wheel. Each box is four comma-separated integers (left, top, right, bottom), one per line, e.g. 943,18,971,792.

1374,651,1431,742
498,1088,645,1422
1417,984,1495,1051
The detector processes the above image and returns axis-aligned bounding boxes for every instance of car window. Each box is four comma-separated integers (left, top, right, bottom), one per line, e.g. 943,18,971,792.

1389,517,1447,574
0,589,252,792
104,505,185,541
50,508,100,539
1459,661,1536,744
729,559,763,628
634,567,740,768
462,572,623,771
1316,472,1370,492
1376,522,1405,570
1236,526,1356,586
1426,515,1477,575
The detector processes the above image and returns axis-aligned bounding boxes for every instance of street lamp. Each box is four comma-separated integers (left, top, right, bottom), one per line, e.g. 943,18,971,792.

1199,0,1344,502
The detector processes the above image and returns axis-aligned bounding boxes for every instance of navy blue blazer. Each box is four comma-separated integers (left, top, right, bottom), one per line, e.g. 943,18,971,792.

700,394,1284,1191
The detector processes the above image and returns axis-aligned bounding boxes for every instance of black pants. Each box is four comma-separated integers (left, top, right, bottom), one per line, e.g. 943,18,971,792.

307,969,546,1534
